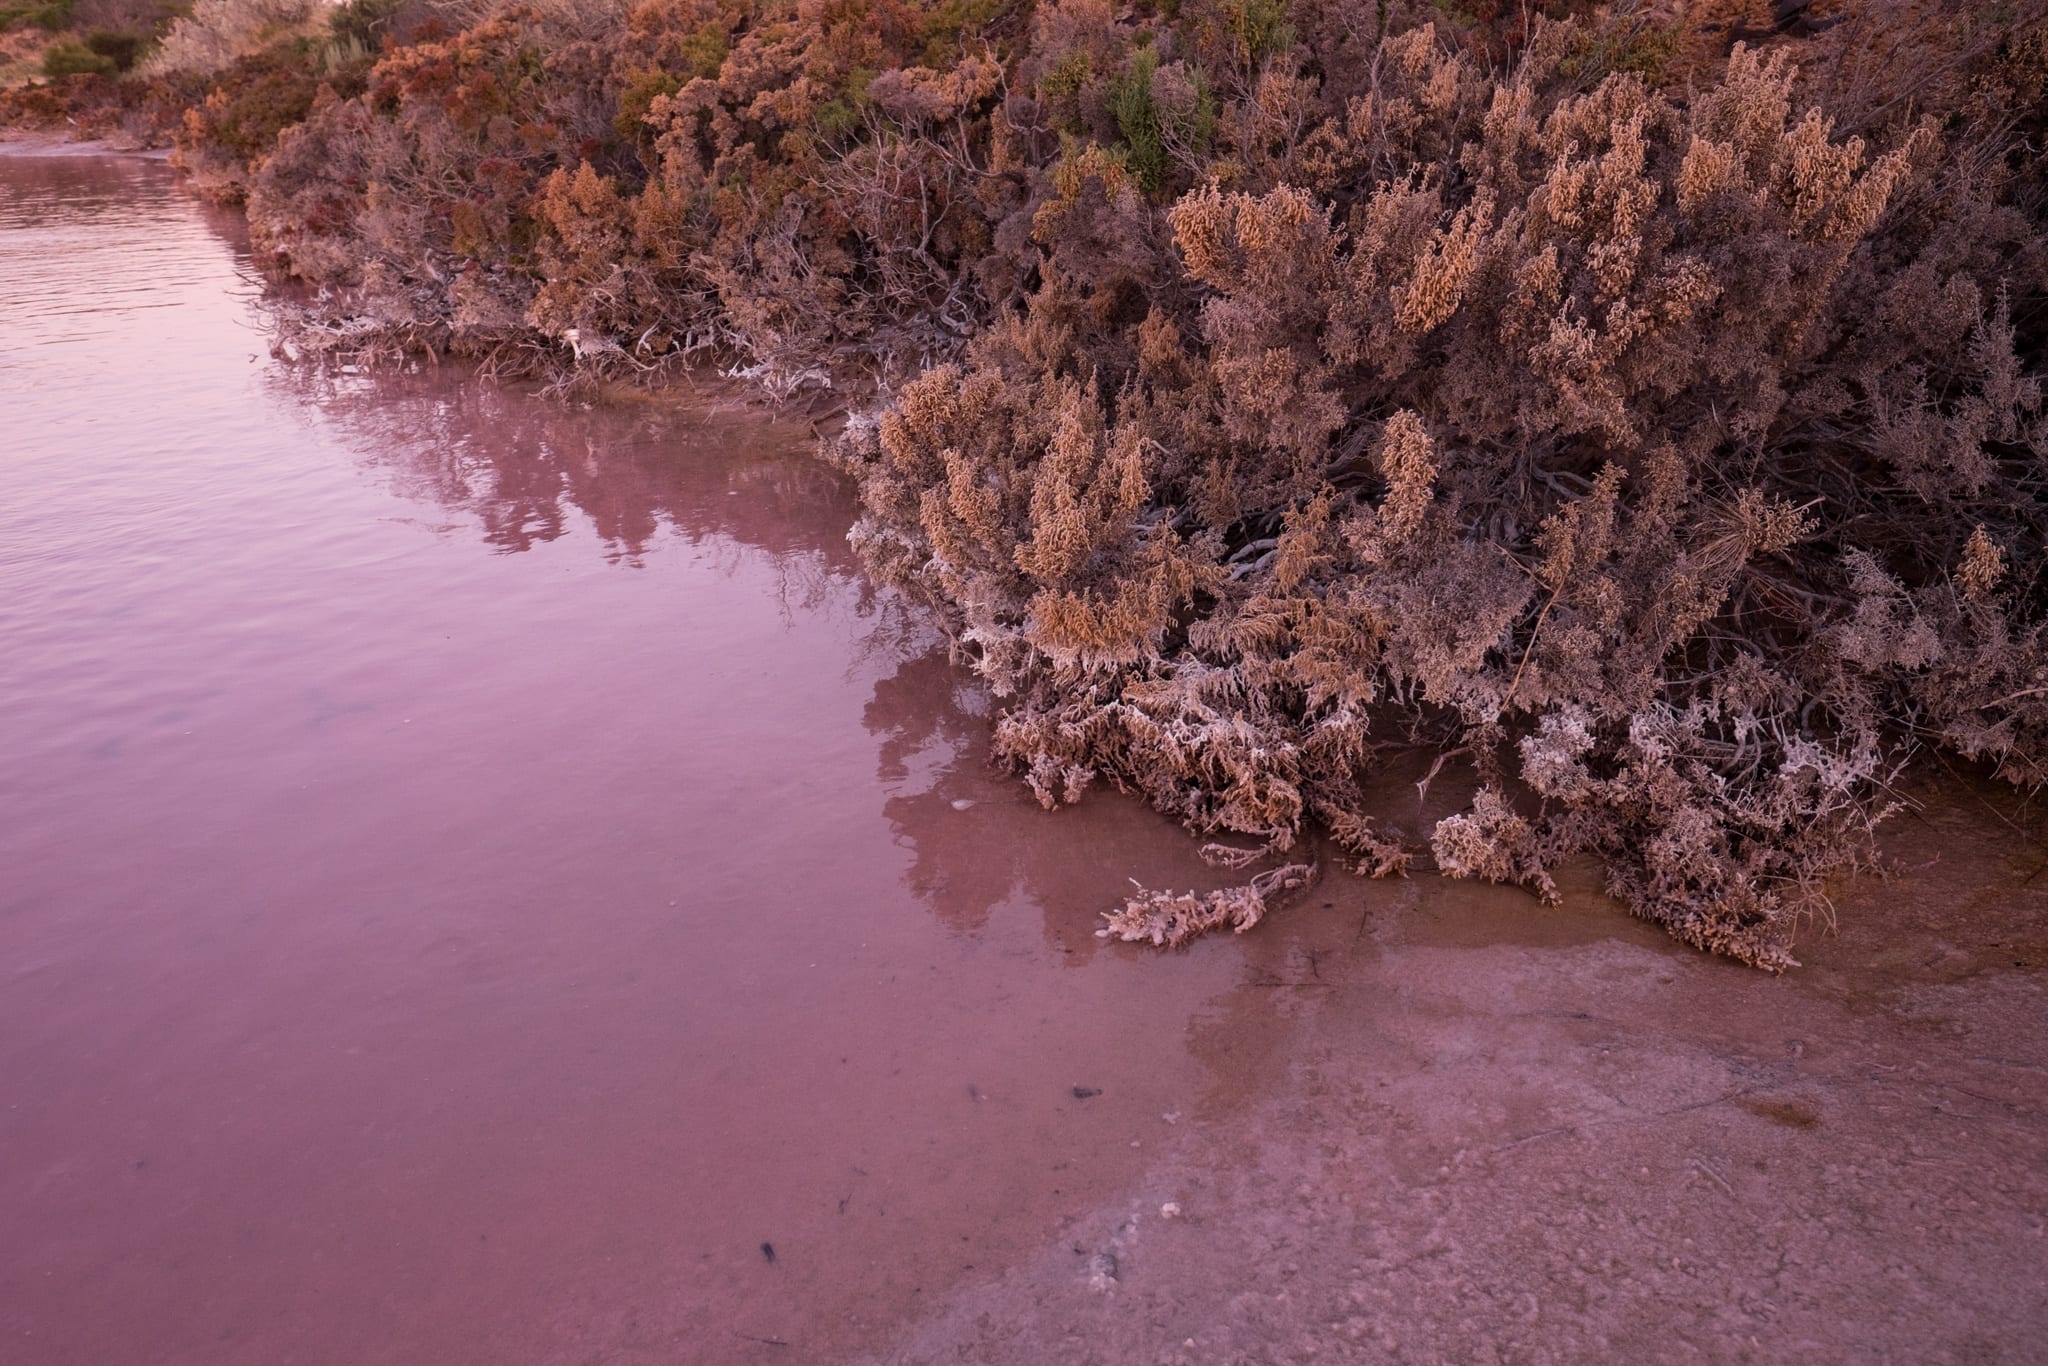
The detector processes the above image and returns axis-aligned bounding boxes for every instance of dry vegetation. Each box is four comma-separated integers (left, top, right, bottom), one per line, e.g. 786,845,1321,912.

8,0,2045,966
141,0,319,77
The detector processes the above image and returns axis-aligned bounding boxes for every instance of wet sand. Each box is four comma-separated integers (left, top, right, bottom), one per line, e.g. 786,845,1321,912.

883,789,2048,1362
2,150,2043,1364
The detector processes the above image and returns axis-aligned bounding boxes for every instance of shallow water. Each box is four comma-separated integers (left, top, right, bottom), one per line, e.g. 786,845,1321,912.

0,152,1290,1364
7,151,2047,1366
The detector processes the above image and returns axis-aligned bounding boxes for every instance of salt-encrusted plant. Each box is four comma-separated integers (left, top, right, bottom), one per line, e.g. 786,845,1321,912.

123,0,2047,965
835,21,2047,968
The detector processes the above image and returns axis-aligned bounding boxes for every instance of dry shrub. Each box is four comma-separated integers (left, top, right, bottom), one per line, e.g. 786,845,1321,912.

170,36,379,202
834,18,2048,969
232,0,1029,380
116,0,2046,965
1101,862,1319,946
142,0,316,76
241,0,636,360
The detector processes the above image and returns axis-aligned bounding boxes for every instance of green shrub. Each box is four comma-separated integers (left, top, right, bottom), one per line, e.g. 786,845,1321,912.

675,18,728,78
1110,46,1166,193
1223,0,1289,66
0,0,76,31
613,67,678,144
84,29,143,69
42,37,117,76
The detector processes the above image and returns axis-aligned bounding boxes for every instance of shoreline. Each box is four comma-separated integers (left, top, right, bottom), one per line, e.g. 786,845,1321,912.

0,129,169,156
8,37,2044,974
877,762,2048,1362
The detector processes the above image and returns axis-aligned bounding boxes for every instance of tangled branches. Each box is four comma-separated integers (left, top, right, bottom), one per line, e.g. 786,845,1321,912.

834,20,2048,969
95,0,2048,965
1101,862,1320,947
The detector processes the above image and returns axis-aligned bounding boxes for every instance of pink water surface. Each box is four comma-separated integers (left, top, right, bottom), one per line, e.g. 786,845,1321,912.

0,152,1284,1364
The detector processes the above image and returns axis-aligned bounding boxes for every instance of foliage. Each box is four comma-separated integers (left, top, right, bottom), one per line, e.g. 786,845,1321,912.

84,28,141,68
1101,862,1318,945
327,0,409,51
170,35,374,200
0,0,76,33
827,14,2048,969
41,34,112,72
142,0,313,75
19,0,2040,968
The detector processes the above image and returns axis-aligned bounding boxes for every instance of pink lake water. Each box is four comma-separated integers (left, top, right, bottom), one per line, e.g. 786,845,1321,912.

0,150,1291,1364
6,149,2046,1366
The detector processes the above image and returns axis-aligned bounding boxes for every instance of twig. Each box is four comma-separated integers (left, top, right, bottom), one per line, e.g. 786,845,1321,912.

1505,586,1560,706
1494,1124,1574,1153
1689,1157,1734,1197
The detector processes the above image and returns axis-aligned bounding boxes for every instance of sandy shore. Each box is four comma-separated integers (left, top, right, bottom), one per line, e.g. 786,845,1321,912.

873,772,2048,1363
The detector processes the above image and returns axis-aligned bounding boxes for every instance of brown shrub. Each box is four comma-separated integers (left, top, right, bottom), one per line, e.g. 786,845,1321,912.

834,21,2048,969
114,0,2046,965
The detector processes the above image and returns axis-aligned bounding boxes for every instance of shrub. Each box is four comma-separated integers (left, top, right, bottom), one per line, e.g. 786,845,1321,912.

66,0,187,33
158,0,2045,967
327,0,407,50
831,24,2048,970
142,0,313,75
42,36,115,74
84,28,142,69
0,0,77,32
171,36,374,201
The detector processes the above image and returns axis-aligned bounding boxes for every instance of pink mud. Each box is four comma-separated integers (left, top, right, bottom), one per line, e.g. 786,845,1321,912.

3,151,2044,1365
